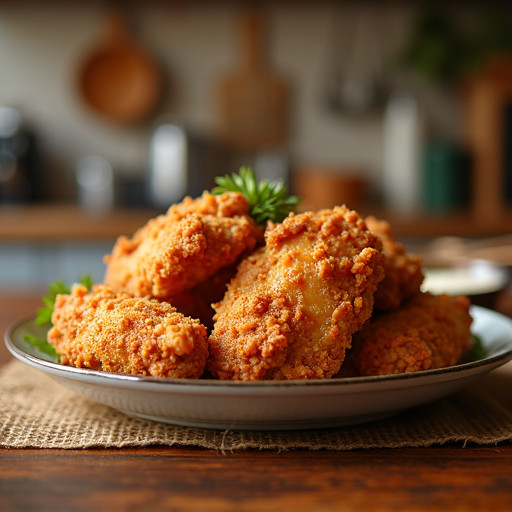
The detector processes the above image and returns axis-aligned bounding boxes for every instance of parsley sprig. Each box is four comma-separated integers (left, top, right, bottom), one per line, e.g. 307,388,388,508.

213,166,301,225
23,275,93,362
35,274,93,326
23,333,59,361
460,334,487,364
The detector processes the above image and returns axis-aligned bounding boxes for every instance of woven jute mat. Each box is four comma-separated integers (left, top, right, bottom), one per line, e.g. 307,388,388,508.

1,359,511,451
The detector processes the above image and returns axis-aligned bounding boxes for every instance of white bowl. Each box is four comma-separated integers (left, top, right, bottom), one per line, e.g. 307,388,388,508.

421,259,510,308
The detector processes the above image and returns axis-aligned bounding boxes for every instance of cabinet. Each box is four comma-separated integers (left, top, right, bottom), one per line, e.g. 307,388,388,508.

463,55,512,226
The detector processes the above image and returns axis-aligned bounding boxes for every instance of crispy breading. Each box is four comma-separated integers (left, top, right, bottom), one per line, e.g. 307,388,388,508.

365,216,424,311
48,284,208,378
103,191,263,299
348,292,472,376
207,206,385,380
166,189,252,218
169,264,238,332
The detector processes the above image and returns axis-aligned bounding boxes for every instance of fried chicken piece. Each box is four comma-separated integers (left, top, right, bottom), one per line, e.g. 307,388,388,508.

347,292,472,376
207,206,385,380
169,264,238,332
365,215,424,311
166,188,252,218
48,284,208,378
104,191,263,300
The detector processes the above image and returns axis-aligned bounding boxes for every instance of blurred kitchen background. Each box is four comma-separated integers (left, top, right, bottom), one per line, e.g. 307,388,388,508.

1,0,512,293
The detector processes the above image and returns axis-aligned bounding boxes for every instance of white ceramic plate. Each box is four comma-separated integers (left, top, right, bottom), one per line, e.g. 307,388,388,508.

5,306,512,431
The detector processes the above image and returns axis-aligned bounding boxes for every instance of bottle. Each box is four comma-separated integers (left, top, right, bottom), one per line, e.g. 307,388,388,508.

381,91,422,214
0,107,36,204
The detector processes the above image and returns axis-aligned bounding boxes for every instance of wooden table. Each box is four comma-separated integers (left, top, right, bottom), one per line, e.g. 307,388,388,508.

1,292,511,512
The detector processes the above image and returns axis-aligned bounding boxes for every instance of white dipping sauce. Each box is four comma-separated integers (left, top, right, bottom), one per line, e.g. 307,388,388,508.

421,264,506,296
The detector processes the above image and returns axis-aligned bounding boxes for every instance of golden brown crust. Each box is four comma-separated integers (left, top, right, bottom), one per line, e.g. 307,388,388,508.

166,189,252,219
365,216,424,311
47,188,475,382
347,292,472,376
207,206,385,380
169,264,238,332
48,284,208,378
104,192,263,299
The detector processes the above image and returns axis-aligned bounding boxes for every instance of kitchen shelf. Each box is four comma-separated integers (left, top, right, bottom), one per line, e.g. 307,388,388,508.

1,204,512,243
362,208,512,239
0,204,160,242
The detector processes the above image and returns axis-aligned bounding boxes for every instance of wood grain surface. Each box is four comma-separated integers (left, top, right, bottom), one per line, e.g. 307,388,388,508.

1,291,511,512
3,204,512,243
0,205,158,241
217,10,288,151
1,447,511,512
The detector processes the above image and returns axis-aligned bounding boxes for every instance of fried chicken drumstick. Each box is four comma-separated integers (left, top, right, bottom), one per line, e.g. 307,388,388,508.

207,206,385,380
48,284,208,378
348,292,472,376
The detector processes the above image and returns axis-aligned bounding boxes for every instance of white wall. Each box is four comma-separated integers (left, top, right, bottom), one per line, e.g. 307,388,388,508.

0,2,421,195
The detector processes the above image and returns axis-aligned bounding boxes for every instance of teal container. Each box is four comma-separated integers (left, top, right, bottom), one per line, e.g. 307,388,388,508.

422,140,470,213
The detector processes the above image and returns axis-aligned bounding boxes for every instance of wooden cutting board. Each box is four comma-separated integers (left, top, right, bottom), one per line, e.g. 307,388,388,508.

217,11,288,151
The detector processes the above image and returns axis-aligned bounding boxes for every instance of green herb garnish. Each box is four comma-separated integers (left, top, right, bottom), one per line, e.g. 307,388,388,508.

23,275,94,362
35,279,70,325
468,334,486,361
213,166,301,225
35,275,93,325
23,333,60,362
77,274,93,293
460,334,487,363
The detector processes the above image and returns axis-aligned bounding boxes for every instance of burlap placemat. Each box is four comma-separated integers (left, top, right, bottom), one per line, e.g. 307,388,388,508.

1,359,511,451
